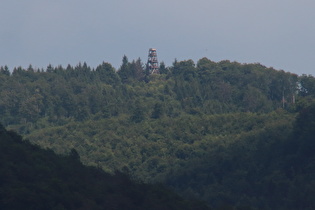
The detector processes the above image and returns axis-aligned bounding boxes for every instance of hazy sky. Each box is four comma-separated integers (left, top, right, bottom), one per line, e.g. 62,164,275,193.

1,0,315,75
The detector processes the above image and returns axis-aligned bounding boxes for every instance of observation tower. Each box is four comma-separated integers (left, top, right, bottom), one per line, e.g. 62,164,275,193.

146,48,159,74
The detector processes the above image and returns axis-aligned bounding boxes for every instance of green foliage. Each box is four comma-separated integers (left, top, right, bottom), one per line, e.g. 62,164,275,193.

292,100,315,159
1,57,315,209
299,74,315,97
130,100,145,123
95,62,121,85
0,124,209,210
22,107,315,209
162,105,315,209
0,65,10,76
159,61,169,74
151,102,164,119
0,58,302,129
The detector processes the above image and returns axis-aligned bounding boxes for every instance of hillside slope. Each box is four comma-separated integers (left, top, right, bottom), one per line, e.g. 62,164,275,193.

165,102,315,209
1,58,315,209
0,124,209,210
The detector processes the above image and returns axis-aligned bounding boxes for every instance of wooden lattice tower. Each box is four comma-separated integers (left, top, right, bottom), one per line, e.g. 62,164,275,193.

147,48,159,74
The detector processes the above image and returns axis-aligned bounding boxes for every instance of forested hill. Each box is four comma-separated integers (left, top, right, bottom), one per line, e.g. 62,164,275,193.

1,57,315,209
0,124,209,210
2,57,315,129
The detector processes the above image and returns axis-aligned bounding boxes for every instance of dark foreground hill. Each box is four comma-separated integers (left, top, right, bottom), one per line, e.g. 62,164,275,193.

0,124,209,210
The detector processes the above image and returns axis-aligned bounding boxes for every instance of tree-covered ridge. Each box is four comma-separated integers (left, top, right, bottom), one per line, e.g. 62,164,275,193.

0,57,310,131
1,57,315,209
0,124,209,210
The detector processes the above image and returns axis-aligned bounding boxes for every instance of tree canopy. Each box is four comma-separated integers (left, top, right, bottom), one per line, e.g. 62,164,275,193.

0,124,209,210
1,57,315,209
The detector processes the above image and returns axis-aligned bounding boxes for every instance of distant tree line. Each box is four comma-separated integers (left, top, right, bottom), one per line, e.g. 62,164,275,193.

1,57,312,133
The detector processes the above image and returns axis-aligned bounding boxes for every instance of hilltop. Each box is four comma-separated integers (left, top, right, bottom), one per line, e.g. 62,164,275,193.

1,57,315,209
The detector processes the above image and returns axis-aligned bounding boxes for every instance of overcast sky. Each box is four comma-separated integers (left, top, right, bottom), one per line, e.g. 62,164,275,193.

1,0,315,75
